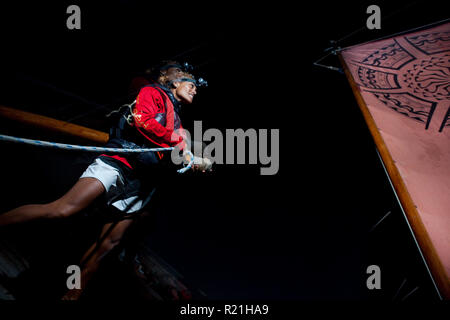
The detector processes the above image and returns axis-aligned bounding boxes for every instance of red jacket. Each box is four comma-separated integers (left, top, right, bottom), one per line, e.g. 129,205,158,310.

103,85,186,169
133,86,186,149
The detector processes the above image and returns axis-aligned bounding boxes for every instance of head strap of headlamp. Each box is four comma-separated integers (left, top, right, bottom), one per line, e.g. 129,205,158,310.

169,77,208,88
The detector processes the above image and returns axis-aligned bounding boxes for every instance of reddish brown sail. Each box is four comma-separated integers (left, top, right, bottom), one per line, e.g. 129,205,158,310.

339,21,450,299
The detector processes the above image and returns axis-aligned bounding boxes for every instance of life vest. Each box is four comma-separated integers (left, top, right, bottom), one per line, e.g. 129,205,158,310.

106,83,182,168
110,84,182,143
138,84,182,136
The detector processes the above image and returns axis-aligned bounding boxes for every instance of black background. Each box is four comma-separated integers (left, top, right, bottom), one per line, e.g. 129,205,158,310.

0,0,447,303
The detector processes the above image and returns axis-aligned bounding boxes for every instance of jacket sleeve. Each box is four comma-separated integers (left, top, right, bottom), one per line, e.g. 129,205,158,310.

133,87,185,149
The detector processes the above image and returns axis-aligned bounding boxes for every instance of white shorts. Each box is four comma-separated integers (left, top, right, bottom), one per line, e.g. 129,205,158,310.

80,158,143,213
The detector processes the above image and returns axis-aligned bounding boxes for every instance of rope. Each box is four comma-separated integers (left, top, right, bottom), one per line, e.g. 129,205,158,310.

336,1,422,46
0,134,194,174
312,1,446,72
312,50,343,73
105,100,136,126
338,17,450,52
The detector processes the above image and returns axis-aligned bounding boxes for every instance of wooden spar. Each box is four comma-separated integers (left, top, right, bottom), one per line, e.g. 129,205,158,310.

338,53,450,300
0,105,109,144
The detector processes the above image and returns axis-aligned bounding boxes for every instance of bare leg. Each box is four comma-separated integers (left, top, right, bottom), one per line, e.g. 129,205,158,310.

0,177,105,227
62,218,134,300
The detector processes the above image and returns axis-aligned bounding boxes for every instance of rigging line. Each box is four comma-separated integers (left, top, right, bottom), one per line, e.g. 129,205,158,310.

312,2,427,72
369,210,392,232
13,72,135,124
337,17,450,52
400,286,420,301
375,148,443,300
312,51,343,72
66,90,144,124
63,104,110,123
65,91,141,123
59,93,132,114
170,42,207,60
392,278,407,301
64,97,127,123
335,25,368,45
313,51,335,66
194,58,216,69
313,62,342,72
314,50,335,64
65,108,106,123
14,72,110,111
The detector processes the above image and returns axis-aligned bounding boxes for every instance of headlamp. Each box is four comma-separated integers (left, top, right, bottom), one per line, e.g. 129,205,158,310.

181,62,194,72
160,61,208,88
196,78,208,87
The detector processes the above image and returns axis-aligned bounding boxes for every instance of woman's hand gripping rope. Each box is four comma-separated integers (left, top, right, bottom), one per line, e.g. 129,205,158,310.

182,150,213,173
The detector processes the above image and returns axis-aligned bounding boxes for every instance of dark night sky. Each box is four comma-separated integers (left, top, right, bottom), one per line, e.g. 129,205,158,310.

0,0,447,302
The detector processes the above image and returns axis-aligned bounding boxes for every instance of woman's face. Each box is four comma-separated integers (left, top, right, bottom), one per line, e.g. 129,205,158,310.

173,81,197,104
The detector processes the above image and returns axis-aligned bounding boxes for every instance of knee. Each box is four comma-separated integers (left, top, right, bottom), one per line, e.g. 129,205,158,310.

100,236,122,253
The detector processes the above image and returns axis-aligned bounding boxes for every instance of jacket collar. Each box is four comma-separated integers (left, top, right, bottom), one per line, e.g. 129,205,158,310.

157,84,182,113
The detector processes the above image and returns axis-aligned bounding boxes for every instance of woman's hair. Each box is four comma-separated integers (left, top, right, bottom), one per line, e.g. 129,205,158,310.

147,60,180,78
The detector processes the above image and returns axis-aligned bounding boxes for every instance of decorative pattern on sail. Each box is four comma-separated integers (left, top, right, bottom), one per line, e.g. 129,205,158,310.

346,24,450,132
